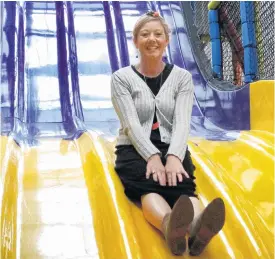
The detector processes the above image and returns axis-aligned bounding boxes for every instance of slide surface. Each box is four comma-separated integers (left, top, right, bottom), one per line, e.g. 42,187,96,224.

1,1,274,258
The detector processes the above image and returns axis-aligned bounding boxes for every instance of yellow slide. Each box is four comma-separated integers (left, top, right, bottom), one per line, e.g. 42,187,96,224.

1,127,273,258
1,0,274,257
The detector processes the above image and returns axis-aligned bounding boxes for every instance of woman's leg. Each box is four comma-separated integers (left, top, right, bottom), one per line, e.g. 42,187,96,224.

188,197,225,256
189,197,202,232
141,193,171,232
141,193,194,255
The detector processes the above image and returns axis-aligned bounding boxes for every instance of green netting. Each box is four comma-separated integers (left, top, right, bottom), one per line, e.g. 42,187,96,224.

254,1,274,80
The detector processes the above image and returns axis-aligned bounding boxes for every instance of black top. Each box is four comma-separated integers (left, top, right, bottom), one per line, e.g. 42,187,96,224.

131,63,174,144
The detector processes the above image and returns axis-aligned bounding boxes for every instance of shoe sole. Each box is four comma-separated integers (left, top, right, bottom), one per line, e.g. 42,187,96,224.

189,198,225,256
166,195,194,255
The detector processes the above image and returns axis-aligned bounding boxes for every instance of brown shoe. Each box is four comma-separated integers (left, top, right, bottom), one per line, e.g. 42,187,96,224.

163,195,194,255
188,198,225,256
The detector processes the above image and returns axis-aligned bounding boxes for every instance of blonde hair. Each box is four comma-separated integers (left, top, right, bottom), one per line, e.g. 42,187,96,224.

133,13,171,41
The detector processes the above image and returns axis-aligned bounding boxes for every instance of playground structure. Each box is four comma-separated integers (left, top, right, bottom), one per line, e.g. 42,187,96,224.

1,1,274,258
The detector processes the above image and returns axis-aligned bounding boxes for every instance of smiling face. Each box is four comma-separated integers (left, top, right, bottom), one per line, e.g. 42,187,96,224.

134,20,169,60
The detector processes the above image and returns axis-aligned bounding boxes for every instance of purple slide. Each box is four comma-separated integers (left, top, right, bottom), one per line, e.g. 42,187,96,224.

1,1,250,142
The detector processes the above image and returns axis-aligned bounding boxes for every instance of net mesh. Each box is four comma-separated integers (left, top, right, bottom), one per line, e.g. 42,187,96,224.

193,1,212,76
254,1,274,80
187,1,274,85
192,1,245,86
219,1,244,85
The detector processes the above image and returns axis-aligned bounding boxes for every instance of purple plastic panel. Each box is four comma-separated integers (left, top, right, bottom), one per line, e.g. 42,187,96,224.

1,2,28,142
55,2,73,123
157,1,186,69
1,1,87,142
16,5,25,121
1,2,16,132
1,1,250,143
102,1,119,73
24,1,68,140
112,1,130,67
72,1,116,132
66,1,84,121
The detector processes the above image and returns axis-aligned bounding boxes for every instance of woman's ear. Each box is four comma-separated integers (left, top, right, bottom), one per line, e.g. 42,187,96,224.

133,37,138,49
165,37,169,47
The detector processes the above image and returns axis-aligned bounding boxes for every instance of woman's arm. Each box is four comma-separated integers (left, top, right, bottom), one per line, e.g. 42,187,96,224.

111,73,161,161
166,72,194,162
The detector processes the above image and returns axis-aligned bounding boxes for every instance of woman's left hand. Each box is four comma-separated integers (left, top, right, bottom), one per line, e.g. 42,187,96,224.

165,155,189,186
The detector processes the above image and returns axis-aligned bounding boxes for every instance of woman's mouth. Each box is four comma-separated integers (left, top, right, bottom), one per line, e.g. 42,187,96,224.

147,46,158,50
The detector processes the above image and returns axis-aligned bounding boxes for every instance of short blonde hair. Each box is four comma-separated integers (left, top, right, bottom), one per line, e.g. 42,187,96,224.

133,13,171,41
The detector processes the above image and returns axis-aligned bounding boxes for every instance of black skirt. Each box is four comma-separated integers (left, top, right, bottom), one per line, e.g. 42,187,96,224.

114,142,198,208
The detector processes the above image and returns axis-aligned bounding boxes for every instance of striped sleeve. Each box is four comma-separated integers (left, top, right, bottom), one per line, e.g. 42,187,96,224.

111,73,161,161
166,72,194,162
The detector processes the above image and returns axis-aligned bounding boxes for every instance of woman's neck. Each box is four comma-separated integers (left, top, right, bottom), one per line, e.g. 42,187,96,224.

137,58,165,77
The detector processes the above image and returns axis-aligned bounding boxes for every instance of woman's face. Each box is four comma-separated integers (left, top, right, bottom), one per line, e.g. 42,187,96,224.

134,20,169,60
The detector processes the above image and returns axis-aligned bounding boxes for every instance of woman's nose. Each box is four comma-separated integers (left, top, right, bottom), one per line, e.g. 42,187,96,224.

148,33,156,41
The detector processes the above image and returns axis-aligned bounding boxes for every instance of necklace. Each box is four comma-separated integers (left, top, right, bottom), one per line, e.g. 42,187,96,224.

138,63,165,93
143,71,163,92
137,63,165,78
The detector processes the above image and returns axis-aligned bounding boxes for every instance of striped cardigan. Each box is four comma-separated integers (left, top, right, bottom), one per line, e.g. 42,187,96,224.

111,65,194,162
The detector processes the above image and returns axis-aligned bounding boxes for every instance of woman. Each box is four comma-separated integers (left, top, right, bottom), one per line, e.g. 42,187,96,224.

111,11,225,256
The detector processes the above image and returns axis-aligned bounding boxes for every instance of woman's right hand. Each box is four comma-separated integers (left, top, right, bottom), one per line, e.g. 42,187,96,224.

146,154,166,186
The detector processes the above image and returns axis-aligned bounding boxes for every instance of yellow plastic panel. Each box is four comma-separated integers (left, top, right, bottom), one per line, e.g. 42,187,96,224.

1,137,22,259
20,138,97,258
77,132,274,258
250,80,274,133
1,130,273,258
1,137,97,258
76,132,144,259
1,136,9,170
190,131,274,258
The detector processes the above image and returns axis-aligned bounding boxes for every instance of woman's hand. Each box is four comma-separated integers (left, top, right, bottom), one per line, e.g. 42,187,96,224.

165,155,189,186
146,154,166,186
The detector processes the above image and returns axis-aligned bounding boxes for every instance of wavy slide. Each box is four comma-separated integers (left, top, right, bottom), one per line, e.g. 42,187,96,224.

1,1,274,258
